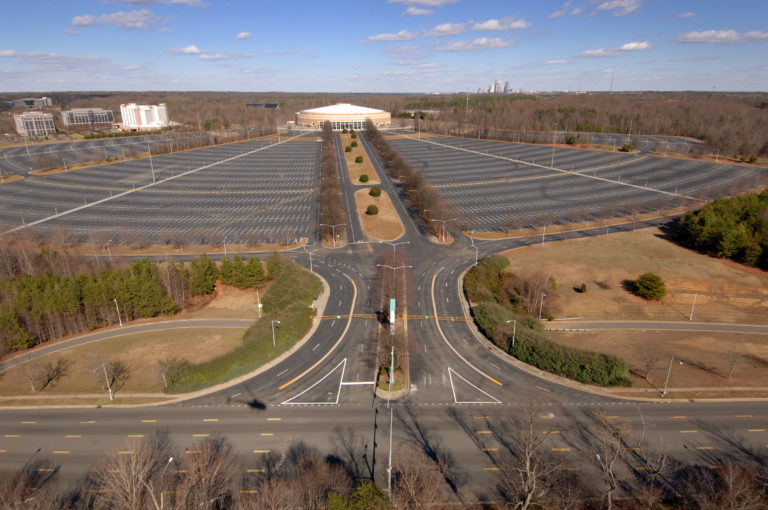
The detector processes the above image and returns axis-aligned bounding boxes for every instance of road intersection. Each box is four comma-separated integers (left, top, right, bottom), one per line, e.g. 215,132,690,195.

1,130,767,499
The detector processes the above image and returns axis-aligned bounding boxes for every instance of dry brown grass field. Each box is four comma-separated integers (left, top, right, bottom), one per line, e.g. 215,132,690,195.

354,188,405,241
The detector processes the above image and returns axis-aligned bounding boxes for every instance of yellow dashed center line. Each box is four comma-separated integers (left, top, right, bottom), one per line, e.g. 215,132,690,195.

4,435,20,438
748,429,766,432
260,433,274,437
203,419,219,422
65,435,81,439
605,416,619,419
0,450,6,453
186,450,202,454
192,434,209,437
53,451,70,455
21,421,36,424
473,416,489,419
80,420,95,424
483,467,500,471
247,469,266,473
106,469,122,474
118,451,134,455
481,448,498,452
266,418,282,421
253,450,271,454
141,420,157,423
128,434,144,438
735,415,753,418
543,430,560,434
476,430,492,435
37,468,54,472
552,448,571,452
709,465,723,469
176,469,189,473
240,490,259,494
696,446,715,450
671,416,687,419
680,430,698,434
634,467,648,471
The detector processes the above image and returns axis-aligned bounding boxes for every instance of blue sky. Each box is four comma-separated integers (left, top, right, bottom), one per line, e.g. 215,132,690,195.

1,0,766,92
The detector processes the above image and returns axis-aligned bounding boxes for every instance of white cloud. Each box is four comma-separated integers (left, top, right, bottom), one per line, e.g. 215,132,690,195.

0,49,20,57
472,17,531,31
236,31,252,40
103,0,208,6
578,40,652,57
169,44,202,54
199,53,250,61
388,0,457,6
545,59,570,64
594,0,642,16
362,30,418,43
676,29,768,43
71,9,160,30
160,27,172,32
548,0,572,19
437,37,514,52
677,11,696,18
64,28,80,35
424,23,465,37
403,6,433,16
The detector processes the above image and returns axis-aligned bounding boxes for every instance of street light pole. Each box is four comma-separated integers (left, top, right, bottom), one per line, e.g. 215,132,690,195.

662,356,683,397
379,241,410,265
256,290,262,319
223,237,228,257
430,218,457,243
689,292,698,321
271,320,280,348
539,293,546,320
147,142,155,183
387,345,394,499
473,245,479,267
320,223,346,247
113,298,123,327
506,319,516,349
377,264,412,297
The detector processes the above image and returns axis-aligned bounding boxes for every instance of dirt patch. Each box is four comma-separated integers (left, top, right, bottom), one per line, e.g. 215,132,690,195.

549,330,768,396
0,327,246,398
63,239,306,258
354,188,405,241
0,175,24,184
340,134,380,185
180,282,270,320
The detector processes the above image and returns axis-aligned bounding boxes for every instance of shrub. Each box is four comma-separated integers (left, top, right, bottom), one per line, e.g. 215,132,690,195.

580,283,587,293
355,155,364,164
369,186,381,197
366,205,379,215
350,130,357,139
345,146,352,152
359,174,369,183
342,128,348,134
351,141,358,147
633,272,666,300
619,144,634,152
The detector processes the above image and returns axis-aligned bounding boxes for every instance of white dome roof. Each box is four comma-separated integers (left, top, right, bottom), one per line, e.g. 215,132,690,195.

300,103,385,115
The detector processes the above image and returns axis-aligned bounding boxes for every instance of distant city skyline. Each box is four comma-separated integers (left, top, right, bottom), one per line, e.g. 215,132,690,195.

1,0,766,92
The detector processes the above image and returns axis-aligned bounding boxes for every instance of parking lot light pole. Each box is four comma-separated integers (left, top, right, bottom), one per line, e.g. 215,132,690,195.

473,245,479,267
105,240,113,263
377,264,412,296
147,142,156,183
271,320,280,348
113,298,123,327
506,319,516,349
223,237,228,257
320,223,346,247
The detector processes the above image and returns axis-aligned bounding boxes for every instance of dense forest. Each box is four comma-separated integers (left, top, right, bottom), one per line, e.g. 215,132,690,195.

0,241,266,358
675,188,768,269
2,91,766,160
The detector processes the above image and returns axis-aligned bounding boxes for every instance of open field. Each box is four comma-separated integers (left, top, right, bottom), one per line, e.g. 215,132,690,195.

340,133,380,185
0,327,246,397
354,188,405,241
502,227,768,393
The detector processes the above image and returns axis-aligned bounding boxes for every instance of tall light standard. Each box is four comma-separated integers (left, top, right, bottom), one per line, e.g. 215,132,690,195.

506,319,516,349
379,241,410,265
305,248,319,273
105,240,113,263
377,264,412,296
662,356,683,397
147,142,156,183
271,320,280,348
319,223,346,247
430,218,457,244
223,237,228,257
387,345,395,500
472,245,479,267
113,298,123,327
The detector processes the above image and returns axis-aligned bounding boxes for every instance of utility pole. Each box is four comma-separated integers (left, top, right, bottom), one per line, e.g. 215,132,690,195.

113,298,123,327
689,292,697,321
663,356,683,397
256,290,262,319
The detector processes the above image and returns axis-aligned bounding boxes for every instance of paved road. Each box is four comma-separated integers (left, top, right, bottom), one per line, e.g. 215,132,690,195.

2,131,768,500
548,320,768,334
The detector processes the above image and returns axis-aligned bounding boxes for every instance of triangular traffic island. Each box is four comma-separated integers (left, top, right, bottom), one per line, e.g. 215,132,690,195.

448,368,501,404
281,359,346,405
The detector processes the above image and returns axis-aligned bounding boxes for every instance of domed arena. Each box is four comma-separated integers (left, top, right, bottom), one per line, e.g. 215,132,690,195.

295,103,390,130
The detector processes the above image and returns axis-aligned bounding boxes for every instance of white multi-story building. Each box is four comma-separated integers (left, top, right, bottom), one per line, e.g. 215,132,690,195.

119,103,169,130
14,111,56,136
61,108,115,130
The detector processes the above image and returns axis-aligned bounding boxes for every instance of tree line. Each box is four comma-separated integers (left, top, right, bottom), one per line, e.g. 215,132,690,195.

675,188,768,269
364,120,454,238
0,239,268,358
319,121,348,245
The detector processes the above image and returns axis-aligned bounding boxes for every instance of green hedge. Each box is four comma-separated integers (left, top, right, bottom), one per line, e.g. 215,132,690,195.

165,253,322,393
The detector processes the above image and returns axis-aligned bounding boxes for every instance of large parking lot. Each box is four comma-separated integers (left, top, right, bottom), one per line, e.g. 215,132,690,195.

0,136,320,244
387,135,767,231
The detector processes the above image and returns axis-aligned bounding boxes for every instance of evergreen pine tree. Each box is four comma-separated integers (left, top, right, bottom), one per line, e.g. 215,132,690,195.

219,257,234,286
